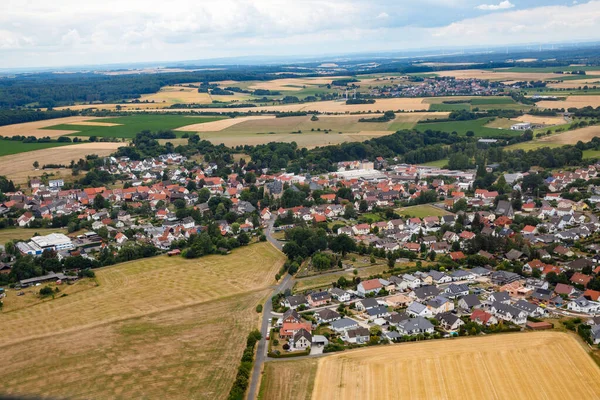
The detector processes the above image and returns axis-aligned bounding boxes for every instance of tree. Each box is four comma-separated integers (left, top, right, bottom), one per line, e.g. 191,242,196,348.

359,200,368,213
231,222,241,235
93,194,106,210
312,252,332,270
198,188,210,203
344,204,357,219
238,232,250,245
33,161,39,169
329,234,357,256
173,199,186,209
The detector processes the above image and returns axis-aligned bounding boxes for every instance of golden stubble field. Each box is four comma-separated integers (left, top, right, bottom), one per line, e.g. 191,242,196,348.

435,69,565,81
0,116,120,138
538,125,600,145
310,332,600,400
537,95,600,109
0,142,124,184
0,243,285,399
184,112,445,148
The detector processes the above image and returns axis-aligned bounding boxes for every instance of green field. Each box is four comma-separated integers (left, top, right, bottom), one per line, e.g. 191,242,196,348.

0,228,68,245
43,115,229,139
425,96,528,112
504,141,562,151
396,204,451,218
583,149,600,159
421,158,449,168
415,117,516,137
0,139,70,157
429,103,471,112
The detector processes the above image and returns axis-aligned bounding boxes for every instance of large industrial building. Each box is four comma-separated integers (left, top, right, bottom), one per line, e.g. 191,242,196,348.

16,233,74,256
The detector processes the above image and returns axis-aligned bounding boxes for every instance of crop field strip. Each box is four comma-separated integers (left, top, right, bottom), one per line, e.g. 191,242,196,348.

311,332,600,400
0,243,285,399
42,114,229,138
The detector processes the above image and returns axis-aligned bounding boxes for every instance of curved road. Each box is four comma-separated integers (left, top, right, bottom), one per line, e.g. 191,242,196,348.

247,217,293,400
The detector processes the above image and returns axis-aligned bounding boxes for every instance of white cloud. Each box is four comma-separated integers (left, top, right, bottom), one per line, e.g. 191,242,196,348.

0,0,599,68
476,1,514,11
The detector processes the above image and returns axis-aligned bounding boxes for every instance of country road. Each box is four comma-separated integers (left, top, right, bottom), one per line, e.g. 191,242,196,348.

247,216,293,400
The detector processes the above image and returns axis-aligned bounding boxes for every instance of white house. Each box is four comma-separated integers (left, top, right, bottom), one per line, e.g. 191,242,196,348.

407,301,433,318
567,297,600,314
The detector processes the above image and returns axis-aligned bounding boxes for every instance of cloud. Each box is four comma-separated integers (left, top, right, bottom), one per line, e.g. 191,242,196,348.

476,1,515,11
0,0,599,69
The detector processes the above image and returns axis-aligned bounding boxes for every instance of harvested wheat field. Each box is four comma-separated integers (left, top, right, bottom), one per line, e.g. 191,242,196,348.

436,69,560,81
140,85,213,104
0,243,285,399
199,131,392,148
311,332,600,400
249,77,350,91
513,114,567,125
0,142,124,183
546,79,600,89
260,359,318,400
163,98,429,114
538,125,600,145
176,115,277,132
0,116,118,138
55,102,173,111
537,96,600,109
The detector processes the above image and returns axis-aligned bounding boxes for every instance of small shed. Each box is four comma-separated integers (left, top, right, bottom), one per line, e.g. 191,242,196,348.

526,321,553,330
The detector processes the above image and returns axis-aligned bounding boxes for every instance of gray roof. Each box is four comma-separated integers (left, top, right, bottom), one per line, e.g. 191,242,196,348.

460,294,481,308
285,295,307,307
427,296,450,309
398,317,434,332
293,328,312,343
513,300,538,314
436,312,461,326
366,305,389,317
446,283,469,295
359,298,380,309
489,291,510,302
407,301,427,314
330,318,358,330
412,285,440,299
316,308,340,320
347,327,370,338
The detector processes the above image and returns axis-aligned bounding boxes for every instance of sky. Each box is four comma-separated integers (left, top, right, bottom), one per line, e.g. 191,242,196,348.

1,0,600,69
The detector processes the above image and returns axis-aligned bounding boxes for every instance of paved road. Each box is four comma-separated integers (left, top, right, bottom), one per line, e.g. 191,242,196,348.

247,217,293,400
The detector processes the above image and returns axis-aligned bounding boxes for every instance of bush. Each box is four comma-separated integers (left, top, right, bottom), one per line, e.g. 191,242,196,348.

39,286,54,297
256,304,263,313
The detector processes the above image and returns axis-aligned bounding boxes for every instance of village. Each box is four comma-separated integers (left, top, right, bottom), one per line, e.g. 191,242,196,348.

2,149,600,357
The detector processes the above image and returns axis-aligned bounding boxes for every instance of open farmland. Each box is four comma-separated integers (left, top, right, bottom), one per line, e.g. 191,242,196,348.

537,95,600,109
425,96,528,112
0,142,123,183
415,117,515,137
311,332,600,400
0,116,120,138
0,228,67,246
0,243,285,399
536,125,600,145
248,76,351,92
185,113,447,148
161,98,430,114
43,114,228,138
259,359,318,400
0,139,72,157
513,114,567,125
434,69,563,81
